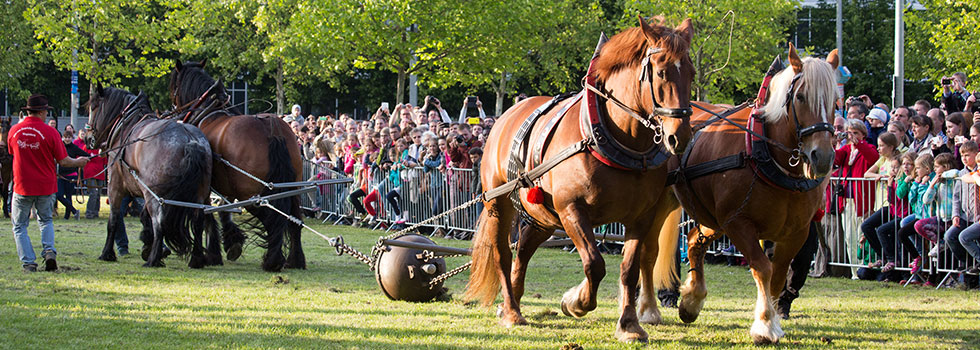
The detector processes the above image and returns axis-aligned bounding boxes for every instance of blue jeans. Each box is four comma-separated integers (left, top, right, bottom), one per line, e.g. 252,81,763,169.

960,223,980,264
11,193,56,266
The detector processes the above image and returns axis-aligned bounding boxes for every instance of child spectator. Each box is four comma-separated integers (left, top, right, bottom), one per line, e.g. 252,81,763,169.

887,153,935,274
914,153,957,275
385,149,406,225
422,139,446,216
944,141,980,260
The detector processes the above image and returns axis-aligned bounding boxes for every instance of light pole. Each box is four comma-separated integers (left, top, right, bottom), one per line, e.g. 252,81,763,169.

893,0,905,108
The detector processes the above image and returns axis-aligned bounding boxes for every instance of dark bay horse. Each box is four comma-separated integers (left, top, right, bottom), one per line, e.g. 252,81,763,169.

169,61,305,272
643,45,838,344
87,86,217,268
466,17,695,342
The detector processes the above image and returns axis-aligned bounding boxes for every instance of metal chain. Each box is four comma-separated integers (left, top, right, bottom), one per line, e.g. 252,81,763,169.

428,261,472,288
257,199,375,266
218,156,275,190
370,195,482,269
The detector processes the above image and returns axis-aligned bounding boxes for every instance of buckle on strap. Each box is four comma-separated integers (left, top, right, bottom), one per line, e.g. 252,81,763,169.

798,122,834,138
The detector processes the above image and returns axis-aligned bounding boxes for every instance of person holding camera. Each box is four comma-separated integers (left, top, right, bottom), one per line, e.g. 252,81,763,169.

942,72,970,113
457,96,487,124
831,119,880,276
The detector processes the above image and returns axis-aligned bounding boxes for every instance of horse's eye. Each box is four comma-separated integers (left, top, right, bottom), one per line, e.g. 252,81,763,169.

796,94,806,102
657,69,666,79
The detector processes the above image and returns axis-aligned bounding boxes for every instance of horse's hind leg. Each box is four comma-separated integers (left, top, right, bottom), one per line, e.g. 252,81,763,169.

188,209,208,269
557,205,605,318
466,197,525,327
252,206,286,272
678,225,721,323
204,213,224,266
220,211,246,261
284,198,306,269
510,223,554,304
143,203,167,268
726,220,783,345
637,196,682,326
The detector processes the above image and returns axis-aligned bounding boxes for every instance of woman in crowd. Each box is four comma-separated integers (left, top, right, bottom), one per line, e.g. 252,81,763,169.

908,115,935,155
832,119,880,275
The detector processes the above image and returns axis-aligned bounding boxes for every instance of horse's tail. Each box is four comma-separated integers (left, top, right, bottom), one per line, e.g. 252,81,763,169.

250,136,298,248
157,139,212,256
464,209,502,306
653,193,682,291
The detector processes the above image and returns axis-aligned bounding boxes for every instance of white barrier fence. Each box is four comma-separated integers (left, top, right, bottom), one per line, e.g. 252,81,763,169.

301,161,979,279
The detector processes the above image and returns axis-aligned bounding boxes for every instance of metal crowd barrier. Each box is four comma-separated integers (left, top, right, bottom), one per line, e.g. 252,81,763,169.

301,160,980,282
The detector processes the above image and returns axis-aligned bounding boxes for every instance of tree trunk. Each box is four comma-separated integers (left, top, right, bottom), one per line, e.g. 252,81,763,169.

396,67,406,105
276,58,285,116
495,71,507,116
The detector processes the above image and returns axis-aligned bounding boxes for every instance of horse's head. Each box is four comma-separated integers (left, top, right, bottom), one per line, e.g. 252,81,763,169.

169,59,229,112
595,16,695,155
761,44,839,179
85,85,145,150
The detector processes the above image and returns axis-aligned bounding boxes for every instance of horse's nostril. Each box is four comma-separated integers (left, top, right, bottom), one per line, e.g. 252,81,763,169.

667,134,679,149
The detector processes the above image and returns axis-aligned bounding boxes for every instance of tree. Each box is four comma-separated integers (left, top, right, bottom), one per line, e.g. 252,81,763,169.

906,0,980,99
26,0,186,101
293,0,526,105
622,0,797,103
0,0,39,101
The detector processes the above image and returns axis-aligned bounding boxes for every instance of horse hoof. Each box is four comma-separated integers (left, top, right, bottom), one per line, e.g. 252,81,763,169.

678,307,699,324
752,336,779,346
98,253,117,262
206,253,223,266
284,259,307,270
141,247,151,261
142,260,165,268
188,255,206,269
498,314,528,328
226,243,242,261
560,290,589,318
614,330,649,343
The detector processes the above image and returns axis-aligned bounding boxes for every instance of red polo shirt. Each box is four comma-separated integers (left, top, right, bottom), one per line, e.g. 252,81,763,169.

7,116,67,196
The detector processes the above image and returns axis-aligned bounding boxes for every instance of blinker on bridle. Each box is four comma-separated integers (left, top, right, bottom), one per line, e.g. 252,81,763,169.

783,72,834,167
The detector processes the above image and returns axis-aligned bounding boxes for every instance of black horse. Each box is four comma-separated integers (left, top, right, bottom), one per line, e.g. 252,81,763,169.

87,86,219,268
169,61,306,272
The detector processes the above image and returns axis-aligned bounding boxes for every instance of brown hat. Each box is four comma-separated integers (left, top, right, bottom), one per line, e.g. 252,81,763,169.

22,94,52,112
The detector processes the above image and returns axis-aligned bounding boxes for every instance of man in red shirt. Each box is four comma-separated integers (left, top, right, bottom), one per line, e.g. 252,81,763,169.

9,94,89,272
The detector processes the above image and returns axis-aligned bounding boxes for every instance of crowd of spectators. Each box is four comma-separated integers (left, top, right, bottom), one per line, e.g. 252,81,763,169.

819,72,980,289
291,96,492,232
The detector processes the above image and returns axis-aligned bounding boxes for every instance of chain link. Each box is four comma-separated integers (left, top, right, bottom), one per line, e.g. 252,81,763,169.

428,261,472,288
370,196,482,270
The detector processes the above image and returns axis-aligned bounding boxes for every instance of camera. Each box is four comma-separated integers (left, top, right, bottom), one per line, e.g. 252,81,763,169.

942,77,953,86
835,131,847,140
455,135,466,146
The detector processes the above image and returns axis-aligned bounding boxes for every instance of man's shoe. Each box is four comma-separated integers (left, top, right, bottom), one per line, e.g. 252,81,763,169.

42,251,57,271
23,264,38,272
72,209,80,220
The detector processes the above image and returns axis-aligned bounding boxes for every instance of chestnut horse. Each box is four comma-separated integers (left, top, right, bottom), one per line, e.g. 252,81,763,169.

169,61,305,272
87,87,216,268
466,17,695,342
643,45,838,344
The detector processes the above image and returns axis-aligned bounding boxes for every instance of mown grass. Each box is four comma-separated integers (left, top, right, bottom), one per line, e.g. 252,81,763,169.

0,214,978,349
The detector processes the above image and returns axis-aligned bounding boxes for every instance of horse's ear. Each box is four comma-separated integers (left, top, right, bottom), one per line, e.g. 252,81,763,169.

638,15,651,33
788,42,803,73
199,58,207,68
175,60,183,72
826,49,839,69
676,18,694,43
96,83,105,96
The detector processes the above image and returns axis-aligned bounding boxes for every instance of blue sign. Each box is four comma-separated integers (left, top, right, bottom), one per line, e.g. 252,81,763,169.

71,70,78,95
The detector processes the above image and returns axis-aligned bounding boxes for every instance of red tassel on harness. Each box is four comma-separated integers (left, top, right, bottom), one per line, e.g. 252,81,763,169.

812,208,825,222
526,186,544,204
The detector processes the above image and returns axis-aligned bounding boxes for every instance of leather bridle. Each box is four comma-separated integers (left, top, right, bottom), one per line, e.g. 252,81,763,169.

583,46,693,144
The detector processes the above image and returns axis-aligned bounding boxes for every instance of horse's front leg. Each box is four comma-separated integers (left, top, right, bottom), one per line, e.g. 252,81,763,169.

727,220,783,345
678,225,721,323
98,190,125,262
557,205,604,318
769,225,811,319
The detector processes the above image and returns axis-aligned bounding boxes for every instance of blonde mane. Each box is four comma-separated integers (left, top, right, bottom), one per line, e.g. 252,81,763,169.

760,56,837,123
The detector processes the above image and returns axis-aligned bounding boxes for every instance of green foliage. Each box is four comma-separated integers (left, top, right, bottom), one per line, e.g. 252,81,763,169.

26,0,186,92
0,0,39,100
622,0,798,104
906,0,980,98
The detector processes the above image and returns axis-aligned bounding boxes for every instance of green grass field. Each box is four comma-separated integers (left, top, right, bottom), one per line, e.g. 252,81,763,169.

0,214,978,349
